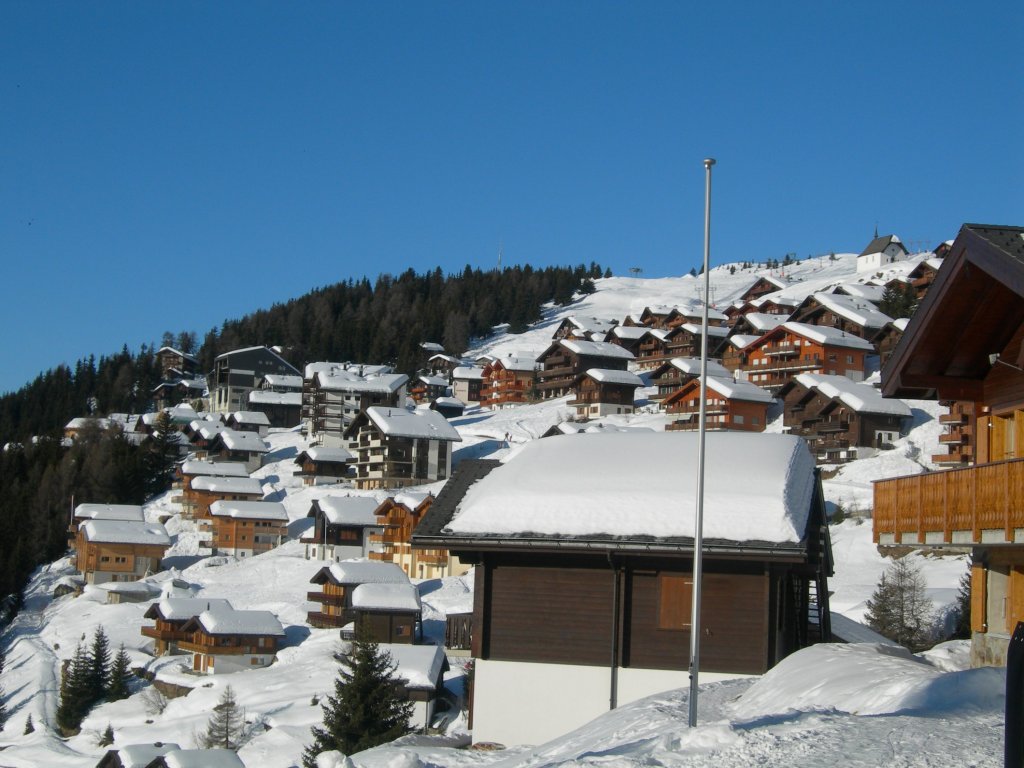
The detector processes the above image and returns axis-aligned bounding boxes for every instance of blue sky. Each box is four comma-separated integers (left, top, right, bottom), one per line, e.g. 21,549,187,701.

1,1,1020,395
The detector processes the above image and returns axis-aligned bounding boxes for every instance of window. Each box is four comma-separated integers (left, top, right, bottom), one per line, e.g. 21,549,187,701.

734,414,744,425
658,574,692,630
846,355,854,364
100,556,110,563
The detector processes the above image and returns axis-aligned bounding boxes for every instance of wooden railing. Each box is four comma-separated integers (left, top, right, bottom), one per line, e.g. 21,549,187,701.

873,458,1024,544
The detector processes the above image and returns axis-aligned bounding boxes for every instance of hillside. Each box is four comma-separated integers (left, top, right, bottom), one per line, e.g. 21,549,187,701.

0,253,995,767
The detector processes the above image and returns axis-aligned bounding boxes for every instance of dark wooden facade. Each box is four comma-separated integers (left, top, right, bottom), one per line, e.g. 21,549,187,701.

535,341,631,400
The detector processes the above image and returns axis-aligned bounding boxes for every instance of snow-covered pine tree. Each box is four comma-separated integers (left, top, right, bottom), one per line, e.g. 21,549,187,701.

99,723,114,746
865,557,934,651
23,714,34,734
302,629,413,767
201,685,245,751
107,643,132,702
87,626,111,706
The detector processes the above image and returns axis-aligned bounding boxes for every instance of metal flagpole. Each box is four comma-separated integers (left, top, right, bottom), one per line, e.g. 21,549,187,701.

688,157,715,728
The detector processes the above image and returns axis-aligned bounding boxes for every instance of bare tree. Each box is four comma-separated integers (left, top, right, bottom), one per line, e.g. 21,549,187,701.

865,557,935,651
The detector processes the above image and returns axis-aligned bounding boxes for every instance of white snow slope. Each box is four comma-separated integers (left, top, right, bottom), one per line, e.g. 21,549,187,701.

0,252,1000,767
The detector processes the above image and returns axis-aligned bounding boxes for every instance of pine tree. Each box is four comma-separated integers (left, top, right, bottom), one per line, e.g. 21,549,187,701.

23,714,34,734
201,685,246,751
865,558,934,650
56,643,92,735
302,632,413,766
87,627,111,706
953,561,972,639
99,723,114,746
107,644,132,702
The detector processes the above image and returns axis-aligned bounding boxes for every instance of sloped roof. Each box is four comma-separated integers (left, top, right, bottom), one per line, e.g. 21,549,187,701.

781,322,875,351
583,368,645,386
452,365,484,380
191,476,263,495
663,357,731,378
217,430,269,453
180,460,249,478
229,410,271,426
209,500,287,521
299,446,354,464
859,234,906,257
805,292,892,329
74,503,144,522
558,339,635,359
191,607,285,637
82,520,170,546
364,407,462,442
311,559,410,586
382,643,447,690
146,597,233,621
351,582,422,612
314,496,380,526
795,373,911,416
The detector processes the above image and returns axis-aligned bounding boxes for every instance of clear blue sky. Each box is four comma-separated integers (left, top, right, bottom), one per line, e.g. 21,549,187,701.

2,1,1020,395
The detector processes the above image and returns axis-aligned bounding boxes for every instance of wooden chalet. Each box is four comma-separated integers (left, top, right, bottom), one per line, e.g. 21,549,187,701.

224,410,270,436
207,500,288,558
535,339,633,400
649,357,730,403
94,742,183,768
341,582,423,644
569,368,644,419
605,324,648,354
293,445,356,486
378,644,450,731
142,596,233,655
301,495,382,561
663,304,728,329
738,275,790,303
664,376,772,432
636,305,675,329
931,400,976,465
907,257,943,299
451,366,484,404
152,376,206,410
183,418,226,459
778,373,911,463
872,317,910,368
427,353,461,378
370,492,469,579
205,429,269,472
728,311,788,338
74,520,170,585
307,559,409,629
68,503,144,542
210,346,300,416
737,321,873,393
411,432,832,745
872,223,1024,667
343,406,461,490
789,292,893,342
247,389,303,428
480,354,537,409
178,606,285,673
177,460,249,518
634,329,671,370
157,346,200,379
552,316,618,341
188,475,263,526
409,374,449,404
304,366,408,447
260,372,303,393
753,295,799,317
720,334,761,373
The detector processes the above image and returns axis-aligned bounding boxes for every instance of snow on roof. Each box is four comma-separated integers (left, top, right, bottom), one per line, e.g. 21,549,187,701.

703,376,774,403
74,503,145,522
82,520,171,546
318,372,409,394
432,396,465,408
301,445,354,463
65,416,113,430
743,312,789,332
559,339,635,359
218,430,269,453
249,390,302,406
420,342,446,352
191,476,263,495
452,365,484,380
418,374,449,387
192,420,226,439
152,597,234,621
158,345,198,361
382,643,446,690
794,373,912,416
726,334,761,350
209,500,288,521
394,490,430,509
609,325,649,340
564,316,618,334
323,560,410,586
827,611,900,645
639,328,670,342
668,357,731,379
180,460,249,478
229,410,271,426
584,368,645,386
351,582,422,612
262,373,303,388
197,606,285,636
316,496,380,526
115,743,183,768
834,283,885,302
365,407,462,442
161,749,246,768
809,292,892,328
446,432,816,544
491,353,538,372
892,317,910,332
429,353,461,364
679,322,730,338
550,421,656,436
782,322,875,350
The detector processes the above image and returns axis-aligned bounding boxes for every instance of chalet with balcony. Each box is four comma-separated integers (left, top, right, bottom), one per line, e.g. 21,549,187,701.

69,503,144,541
409,375,449,404
729,312,788,338
307,559,409,629
552,316,618,341
635,305,675,329
778,373,911,463
301,495,382,561
142,597,233,655
738,322,873,393
208,500,288,558
569,368,644,419
634,329,671,370
427,353,462,379
857,233,909,273
451,366,484,404
157,346,200,379
343,407,461,490
294,446,356,486
664,376,771,432
74,520,171,585
225,410,270,436
931,400,976,465
663,304,728,329
721,334,761,373
906,257,943,299
152,376,207,411
411,432,832,745
177,460,249,518
206,429,269,473
605,325,648,355
209,346,300,415
872,318,910,368
872,223,1024,667
304,365,408,447
342,582,423,644
535,339,633,400
739,275,790,303
188,475,264,526
649,357,730,403
664,322,730,361
789,292,893,343
371,492,468,579
247,389,302,428
178,606,285,673
480,354,537,409
183,418,226,459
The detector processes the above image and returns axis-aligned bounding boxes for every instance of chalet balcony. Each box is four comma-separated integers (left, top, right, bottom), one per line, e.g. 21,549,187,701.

416,552,449,566
307,611,348,629
938,432,967,445
368,551,390,562
939,412,969,425
873,457,1024,546
762,344,801,357
177,640,269,656
931,452,971,465
306,591,346,606
815,421,850,434
744,358,821,375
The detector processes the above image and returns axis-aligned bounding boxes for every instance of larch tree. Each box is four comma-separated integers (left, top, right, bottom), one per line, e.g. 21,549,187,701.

201,685,246,751
865,557,935,651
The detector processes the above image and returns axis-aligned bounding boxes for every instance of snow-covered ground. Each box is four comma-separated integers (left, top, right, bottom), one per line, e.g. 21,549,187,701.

1,254,999,767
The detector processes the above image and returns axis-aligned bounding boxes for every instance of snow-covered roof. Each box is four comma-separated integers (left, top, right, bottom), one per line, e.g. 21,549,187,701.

679,322,730,338
113,742,183,768
639,328,670,342
319,560,410,586
180,460,249,478
666,357,731,379
432,396,465,408
229,410,271,426
444,432,816,544
65,416,113,431
488,353,538,372
418,374,449,387
262,373,303,388
794,373,912,416
191,476,263,495
218,430,269,453
318,372,409,394
191,420,226,440
300,445,354,464
833,283,885,302
583,368,645,387
807,292,892,329
429,353,461,365
209,500,288,521
394,491,431,510
701,376,774,403
452,365,484,380
150,597,234,621
559,339,635,359
195,606,285,637
726,334,761,350
563,316,618,334
315,496,380,526
742,312,789,332
248,391,302,406
781,322,875,350
161,749,245,768
158,345,198,362
609,325,649,341
383,643,447,690
364,407,462,442
82,520,171,546
74,503,145,522
351,582,422,612
892,317,910,332
420,341,446,353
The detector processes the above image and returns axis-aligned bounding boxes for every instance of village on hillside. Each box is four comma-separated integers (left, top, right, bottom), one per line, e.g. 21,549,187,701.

1,223,1022,767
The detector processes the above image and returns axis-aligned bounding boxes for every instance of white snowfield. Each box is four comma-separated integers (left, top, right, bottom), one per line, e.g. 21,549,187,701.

0,253,997,767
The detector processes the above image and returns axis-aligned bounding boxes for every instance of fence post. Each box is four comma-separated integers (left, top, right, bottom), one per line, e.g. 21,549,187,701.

1007,620,1024,767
